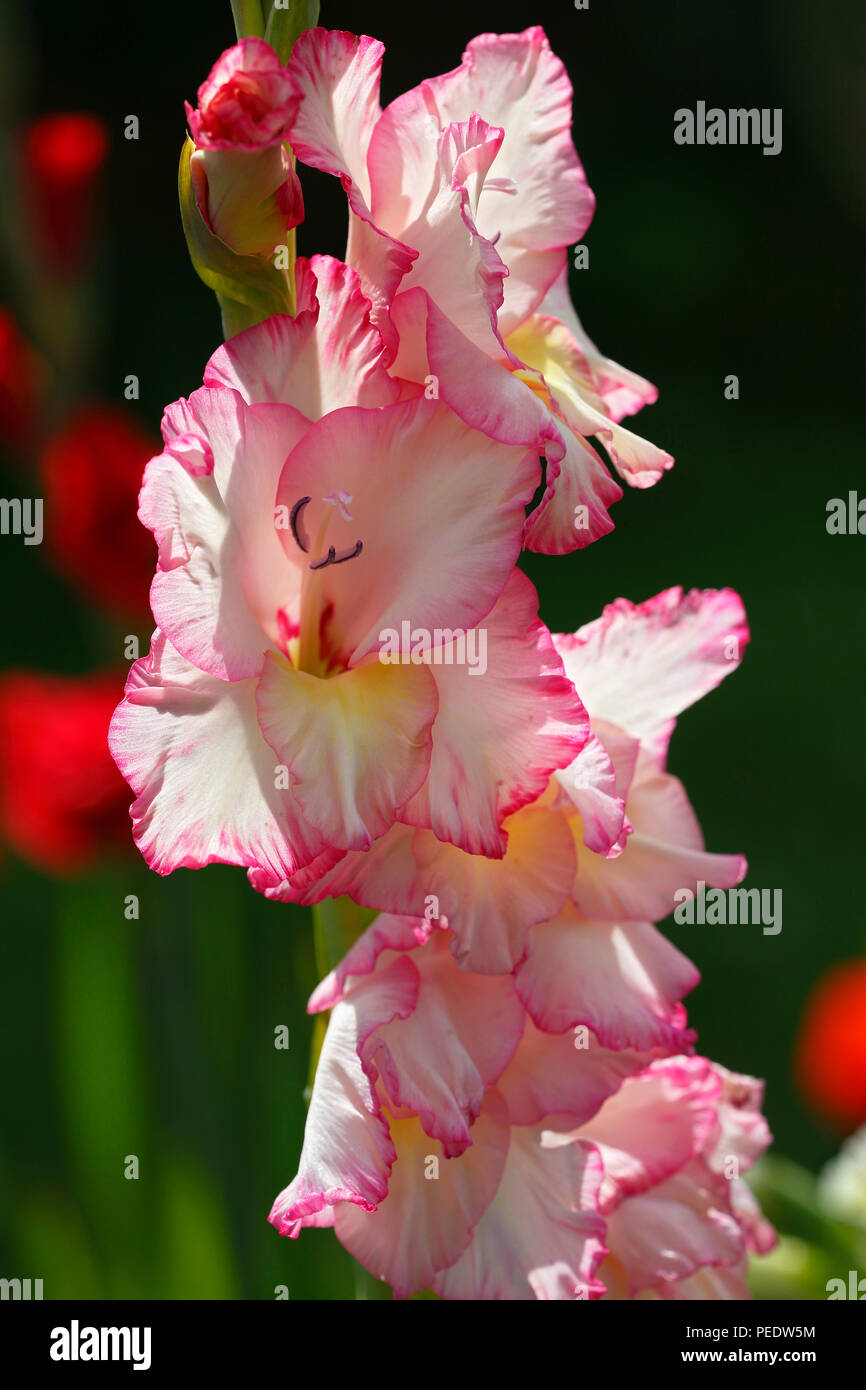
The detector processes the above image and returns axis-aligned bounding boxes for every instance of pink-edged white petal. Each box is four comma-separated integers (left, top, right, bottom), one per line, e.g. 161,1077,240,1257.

570,751,746,922
333,1091,510,1298
523,412,624,555
498,1016,661,1128
383,115,509,359
268,956,418,1235
602,1158,745,1296
259,821,420,911
516,906,698,1051
508,312,672,489
275,397,539,666
425,299,622,554
285,28,416,359
414,806,577,975
367,930,524,1156
555,587,750,765
703,1065,773,1175
256,654,437,852
310,912,442,1013
398,570,590,856
370,27,595,335
108,630,322,880
203,256,399,415
285,28,380,203
554,724,638,856
144,389,307,680
569,1057,721,1212
434,1127,606,1300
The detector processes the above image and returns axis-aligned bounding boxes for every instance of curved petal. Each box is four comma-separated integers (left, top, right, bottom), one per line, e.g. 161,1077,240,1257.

285,28,416,359
571,1057,721,1212
370,26,595,335
424,299,622,554
275,398,539,665
109,630,322,879
381,115,510,359
333,1091,510,1298
143,389,307,680
508,313,673,489
414,806,577,975
309,912,442,1013
285,28,381,206
516,906,699,1051
702,1065,773,1175
570,754,747,923
434,1128,606,1300
268,956,418,1235
498,1017,660,1128
256,653,437,852
257,822,420,910
398,570,590,856
602,1158,745,1296
368,931,524,1156
554,729,633,856
555,587,750,765
203,255,399,414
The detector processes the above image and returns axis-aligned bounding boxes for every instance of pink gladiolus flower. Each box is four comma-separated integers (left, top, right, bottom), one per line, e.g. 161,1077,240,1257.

260,587,749,998
282,27,672,553
186,38,304,257
110,256,589,881
268,913,773,1299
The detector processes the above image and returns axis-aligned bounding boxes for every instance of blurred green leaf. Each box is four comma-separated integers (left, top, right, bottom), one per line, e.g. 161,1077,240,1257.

157,1147,241,1299
13,1187,103,1300
55,872,152,1296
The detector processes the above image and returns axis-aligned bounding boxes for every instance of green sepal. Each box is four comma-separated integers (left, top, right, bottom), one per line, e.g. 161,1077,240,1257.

264,0,320,64
178,136,294,339
231,0,266,40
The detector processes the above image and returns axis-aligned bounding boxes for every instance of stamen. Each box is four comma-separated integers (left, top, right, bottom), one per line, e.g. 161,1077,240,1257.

309,545,337,571
331,540,364,565
308,539,364,570
289,495,312,553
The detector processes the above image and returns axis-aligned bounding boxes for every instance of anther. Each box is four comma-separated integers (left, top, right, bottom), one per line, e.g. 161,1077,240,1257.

289,496,312,553
308,539,364,571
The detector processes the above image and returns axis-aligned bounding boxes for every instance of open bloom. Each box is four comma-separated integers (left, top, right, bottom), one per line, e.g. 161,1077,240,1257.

186,38,303,257
283,26,671,552
264,587,749,1004
110,255,589,883
269,912,773,1298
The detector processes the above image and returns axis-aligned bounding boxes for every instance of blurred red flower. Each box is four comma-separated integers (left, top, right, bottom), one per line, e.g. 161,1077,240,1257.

796,959,866,1131
0,308,40,455
41,404,157,619
21,113,109,276
0,669,131,875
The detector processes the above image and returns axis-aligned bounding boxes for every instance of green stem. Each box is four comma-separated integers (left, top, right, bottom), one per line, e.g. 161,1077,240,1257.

231,0,265,39
312,896,365,980
305,897,367,1101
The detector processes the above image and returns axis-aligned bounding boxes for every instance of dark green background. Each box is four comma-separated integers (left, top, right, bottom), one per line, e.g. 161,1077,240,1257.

0,0,862,1298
